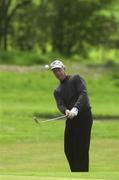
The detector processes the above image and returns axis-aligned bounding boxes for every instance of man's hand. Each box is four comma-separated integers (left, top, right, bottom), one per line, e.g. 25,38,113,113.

65,109,71,118
70,107,78,119
65,107,78,119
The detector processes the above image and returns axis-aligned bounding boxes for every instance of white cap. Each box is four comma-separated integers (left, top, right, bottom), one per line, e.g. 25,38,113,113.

50,60,65,70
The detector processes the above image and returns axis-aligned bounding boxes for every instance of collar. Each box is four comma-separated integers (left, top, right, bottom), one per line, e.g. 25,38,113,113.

60,75,69,84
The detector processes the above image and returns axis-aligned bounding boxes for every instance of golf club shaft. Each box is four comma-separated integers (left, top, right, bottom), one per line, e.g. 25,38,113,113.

34,115,66,124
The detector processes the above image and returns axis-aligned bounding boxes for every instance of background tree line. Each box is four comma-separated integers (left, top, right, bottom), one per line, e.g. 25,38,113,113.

0,0,119,58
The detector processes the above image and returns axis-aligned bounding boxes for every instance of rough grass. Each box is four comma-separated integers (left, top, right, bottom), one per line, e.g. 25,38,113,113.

0,64,119,117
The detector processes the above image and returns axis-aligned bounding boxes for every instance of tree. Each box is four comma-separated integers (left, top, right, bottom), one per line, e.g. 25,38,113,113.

50,0,117,56
0,0,118,58
0,0,30,50
10,0,51,52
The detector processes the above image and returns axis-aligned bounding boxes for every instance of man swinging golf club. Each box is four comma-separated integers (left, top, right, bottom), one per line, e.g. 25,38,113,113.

50,60,93,172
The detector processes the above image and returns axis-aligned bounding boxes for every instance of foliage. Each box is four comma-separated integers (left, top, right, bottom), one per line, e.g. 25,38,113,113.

50,0,117,56
0,50,44,65
0,0,119,60
0,50,65,65
0,0,31,50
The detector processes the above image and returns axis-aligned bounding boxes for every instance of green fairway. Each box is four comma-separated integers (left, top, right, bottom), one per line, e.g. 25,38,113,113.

0,66,119,179
0,175,106,180
0,120,119,178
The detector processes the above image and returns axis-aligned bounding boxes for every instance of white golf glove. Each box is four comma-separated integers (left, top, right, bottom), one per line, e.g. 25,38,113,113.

65,107,78,119
70,107,78,119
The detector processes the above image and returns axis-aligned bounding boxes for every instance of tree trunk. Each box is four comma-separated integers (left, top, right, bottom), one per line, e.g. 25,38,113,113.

0,0,8,50
0,0,30,50
3,23,8,50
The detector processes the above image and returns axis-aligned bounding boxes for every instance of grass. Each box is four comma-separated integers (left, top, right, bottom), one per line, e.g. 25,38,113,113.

0,65,119,179
0,120,119,179
0,175,110,180
0,64,119,116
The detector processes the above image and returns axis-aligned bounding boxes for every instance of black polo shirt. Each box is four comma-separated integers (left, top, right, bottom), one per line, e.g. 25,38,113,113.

54,74,90,114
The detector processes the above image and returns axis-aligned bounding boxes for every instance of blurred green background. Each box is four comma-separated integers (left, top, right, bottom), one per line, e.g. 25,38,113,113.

0,0,119,65
0,0,119,179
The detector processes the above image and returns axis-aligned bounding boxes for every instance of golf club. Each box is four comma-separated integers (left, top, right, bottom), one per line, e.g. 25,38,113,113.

33,115,66,124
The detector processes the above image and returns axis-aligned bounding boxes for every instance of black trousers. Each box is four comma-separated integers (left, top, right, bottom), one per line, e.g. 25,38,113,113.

64,108,93,172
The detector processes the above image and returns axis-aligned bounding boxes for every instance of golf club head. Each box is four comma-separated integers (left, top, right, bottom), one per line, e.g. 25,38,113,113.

33,116,39,124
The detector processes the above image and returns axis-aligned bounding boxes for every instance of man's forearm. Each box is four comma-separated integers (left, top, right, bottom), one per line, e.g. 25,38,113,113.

74,92,87,112
57,104,67,114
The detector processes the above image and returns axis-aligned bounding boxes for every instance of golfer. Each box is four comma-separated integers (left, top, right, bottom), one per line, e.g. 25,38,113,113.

50,60,93,172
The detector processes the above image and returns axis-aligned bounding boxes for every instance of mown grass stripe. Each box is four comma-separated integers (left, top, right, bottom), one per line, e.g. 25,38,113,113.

0,175,105,180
